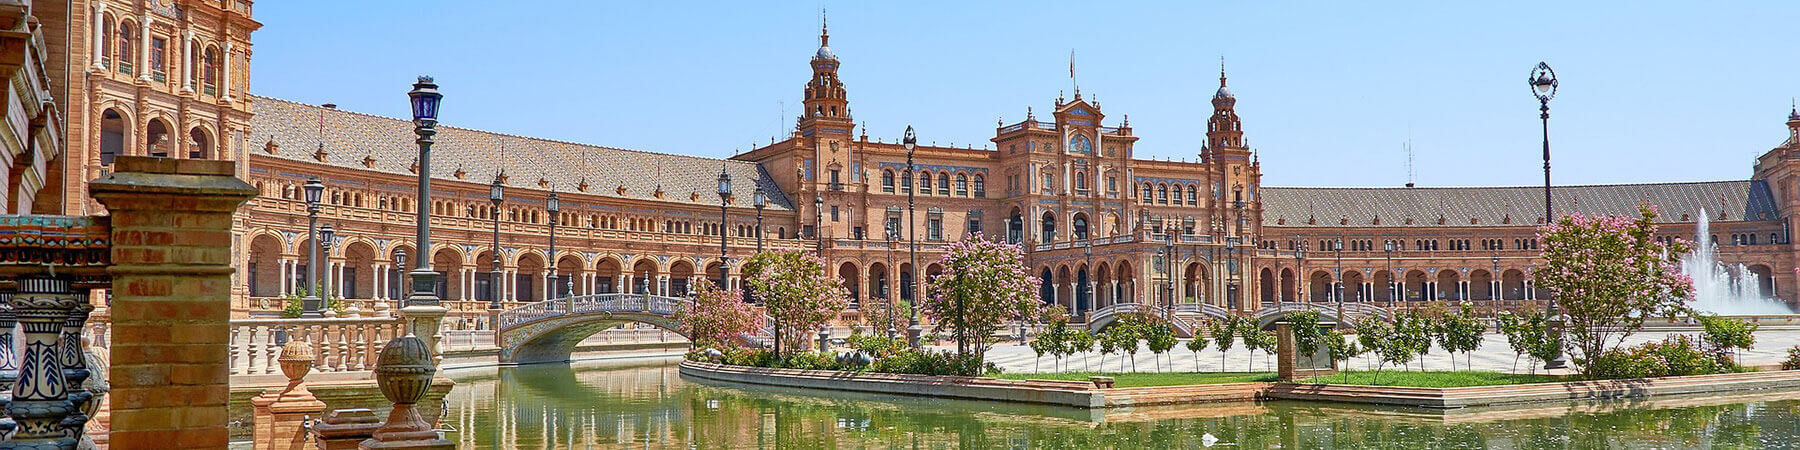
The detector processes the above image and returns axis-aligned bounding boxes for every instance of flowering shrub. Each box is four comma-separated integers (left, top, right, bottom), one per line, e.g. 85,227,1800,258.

1535,204,1695,375
1586,335,1741,379
922,233,1041,366
746,250,849,354
1781,345,1800,371
674,282,765,350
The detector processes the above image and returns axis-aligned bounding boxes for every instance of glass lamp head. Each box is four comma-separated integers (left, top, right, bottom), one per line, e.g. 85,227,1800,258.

409,76,442,125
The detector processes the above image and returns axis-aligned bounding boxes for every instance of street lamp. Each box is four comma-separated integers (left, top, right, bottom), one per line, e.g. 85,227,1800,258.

489,175,504,310
1491,255,1501,303
547,191,561,300
1384,240,1395,309
1294,244,1305,304
1333,238,1344,322
319,223,336,315
405,76,444,309
1530,61,1567,369
393,249,407,303
1164,223,1175,313
1226,236,1241,311
903,125,922,348
302,176,325,317
717,167,732,289
813,195,825,254
752,185,767,253
886,226,899,339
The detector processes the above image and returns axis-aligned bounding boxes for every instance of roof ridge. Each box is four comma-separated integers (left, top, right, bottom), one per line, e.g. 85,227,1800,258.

249,94,756,166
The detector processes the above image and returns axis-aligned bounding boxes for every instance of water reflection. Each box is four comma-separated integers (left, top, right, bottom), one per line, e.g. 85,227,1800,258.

445,361,1800,449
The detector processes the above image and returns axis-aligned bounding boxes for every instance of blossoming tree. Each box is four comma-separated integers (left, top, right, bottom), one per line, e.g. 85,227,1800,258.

674,281,764,350
746,250,848,354
1534,204,1694,373
923,233,1042,366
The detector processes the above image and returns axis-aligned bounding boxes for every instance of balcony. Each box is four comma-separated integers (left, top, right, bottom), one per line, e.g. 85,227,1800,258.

119,63,133,75
152,71,165,83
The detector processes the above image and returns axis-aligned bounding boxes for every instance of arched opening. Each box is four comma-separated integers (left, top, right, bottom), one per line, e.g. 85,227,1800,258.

1750,264,1776,297
1185,262,1205,304
432,248,462,300
1075,264,1091,313
595,258,623,294
1343,270,1366,302
516,253,546,301
668,260,696,297
1373,270,1394,303
1056,266,1074,313
1039,267,1055,307
1095,262,1113,307
1040,211,1056,243
899,263,915,303
868,262,889,300
342,241,377,299
839,262,861,308
1007,207,1024,244
248,234,283,297
631,259,659,295
1259,267,1276,304
100,109,127,166
1436,270,1461,301
1309,270,1333,302
388,245,414,300
187,127,213,159
474,250,501,302
1279,268,1296,302
202,45,220,91
1405,270,1429,302
145,118,171,157
556,255,584,297
1470,269,1495,300
1114,261,1135,305
1072,213,1089,240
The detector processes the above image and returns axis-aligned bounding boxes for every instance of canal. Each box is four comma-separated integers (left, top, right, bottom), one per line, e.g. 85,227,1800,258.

443,360,1800,448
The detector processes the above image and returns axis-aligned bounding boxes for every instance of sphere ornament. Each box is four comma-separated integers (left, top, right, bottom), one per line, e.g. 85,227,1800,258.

374,335,435,406
1529,61,1558,103
277,339,316,382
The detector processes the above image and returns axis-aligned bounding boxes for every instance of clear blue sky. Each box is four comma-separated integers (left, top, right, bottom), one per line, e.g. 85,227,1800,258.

251,1,1800,188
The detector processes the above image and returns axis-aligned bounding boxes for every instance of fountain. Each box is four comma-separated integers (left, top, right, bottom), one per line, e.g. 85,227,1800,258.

1684,209,1794,315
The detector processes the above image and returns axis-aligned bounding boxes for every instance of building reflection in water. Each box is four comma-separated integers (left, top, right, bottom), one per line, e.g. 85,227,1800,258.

444,361,1800,448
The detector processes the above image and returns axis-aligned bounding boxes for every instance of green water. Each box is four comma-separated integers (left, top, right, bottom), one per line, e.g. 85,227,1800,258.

443,360,1800,449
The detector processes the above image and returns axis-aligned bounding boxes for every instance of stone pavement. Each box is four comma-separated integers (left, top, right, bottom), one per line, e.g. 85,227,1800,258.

975,329,1800,375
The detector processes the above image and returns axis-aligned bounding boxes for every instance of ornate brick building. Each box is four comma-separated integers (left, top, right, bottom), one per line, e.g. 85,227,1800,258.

40,10,1800,322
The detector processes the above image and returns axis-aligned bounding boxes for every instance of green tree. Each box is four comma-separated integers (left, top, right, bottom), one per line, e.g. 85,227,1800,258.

1437,304,1487,371
1325,330,1362,384
1534,204,1695,374
1208,318,1241,371
1069,330,1097,372
1185,335,1210,373
1144,322,1178,373
1698,314,1758,365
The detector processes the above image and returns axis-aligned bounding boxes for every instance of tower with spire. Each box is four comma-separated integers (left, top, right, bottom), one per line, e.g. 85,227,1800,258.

1204,61,1260,240
796,13,856,240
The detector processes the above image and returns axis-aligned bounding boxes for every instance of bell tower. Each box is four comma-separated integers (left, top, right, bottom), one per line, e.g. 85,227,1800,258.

1204,65,1260,239
796,16,853,190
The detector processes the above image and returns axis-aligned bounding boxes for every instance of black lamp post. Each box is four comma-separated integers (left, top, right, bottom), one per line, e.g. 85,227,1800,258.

302,176,325,317
886,227,898,339
393,249,407,302
753,185,767,253
489,175,504,310
1384,240,1395,309
903,125,922,348
1294,244,1305,304
406,76,444,308
717,167,732,289
1333,238,1344,322
1164,222,1175,311
1492,255,1501,302
813,195,825,254
1227,235,1241,310
547,191,560,300
320,223,336,313
1530,61,1567,369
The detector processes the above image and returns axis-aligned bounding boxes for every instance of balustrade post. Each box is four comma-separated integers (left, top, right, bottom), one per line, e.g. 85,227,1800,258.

264,326,283,375
0,293,17,437
6,276,80,449
60,300,96,440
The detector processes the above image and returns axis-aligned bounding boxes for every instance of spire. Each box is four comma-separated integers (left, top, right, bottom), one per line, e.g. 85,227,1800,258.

820,8,829,47
1790,97,1799,121
1220,56,1227,87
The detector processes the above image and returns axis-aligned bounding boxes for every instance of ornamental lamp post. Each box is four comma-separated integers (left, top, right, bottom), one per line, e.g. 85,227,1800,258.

1294,244,1305,305
1492,255,1502,303
813,195,825,255
1384,240,1395,309
489,175,504,310
752,185,767,253
320,224,336,315
404,76,447,364
1226,235,1241,311
393,249,407,305
717,167,732,288
302,177,325,317
1530,61,1567,369
903,125,922,348
547,191,561,300
1333,238,1344,323
886,226,899,340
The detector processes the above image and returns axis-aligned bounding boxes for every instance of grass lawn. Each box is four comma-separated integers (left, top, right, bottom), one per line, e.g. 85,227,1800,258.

996,371,1278,387
1302,370,1568,388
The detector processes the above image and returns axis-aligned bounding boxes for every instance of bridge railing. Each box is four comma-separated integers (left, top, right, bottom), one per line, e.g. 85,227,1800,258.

1170,302,1231,320
497,293,776,346
1088,302,1196,335
1258,301,1393,322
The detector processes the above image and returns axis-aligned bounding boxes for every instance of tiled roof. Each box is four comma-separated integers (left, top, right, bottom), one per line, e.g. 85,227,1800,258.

1262,180,1779,228
249,96,793,210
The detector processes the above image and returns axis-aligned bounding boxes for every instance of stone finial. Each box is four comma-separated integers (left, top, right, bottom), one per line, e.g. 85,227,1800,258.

362,335,451,449
278,339,316,382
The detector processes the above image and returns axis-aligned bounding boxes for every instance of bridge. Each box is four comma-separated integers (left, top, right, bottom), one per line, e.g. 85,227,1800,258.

1249,302,1393,329
495,293,773,365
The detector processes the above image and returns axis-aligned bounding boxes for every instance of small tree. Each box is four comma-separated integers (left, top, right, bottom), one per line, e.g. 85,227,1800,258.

1699,314,1758,365
1096,330,1118,371
674,282,765,350
1208,318,1240,371
1112,324,1143,372
1535,204,1695,374
1356,319,1412,384
1185,335,1210,373
1286,310,1327,362
1392,311,1435,371
1438,304,1487,371
1070,330,1097,372
1523,313,1564,376
1325,330,1362,384
1496,311,1530,374
746,250,849,354
922,234,1042,370
1246,330,1278,372
1145,322,1178,373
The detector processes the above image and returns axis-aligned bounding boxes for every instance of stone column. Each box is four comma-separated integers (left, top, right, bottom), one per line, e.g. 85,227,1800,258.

91,157,256,449
180,29,194,92
91,3,107,70
136,14,151,82
7,277,80,448
360,335,452,449
311,408,381,450
252,340,326,450
220,42,234,101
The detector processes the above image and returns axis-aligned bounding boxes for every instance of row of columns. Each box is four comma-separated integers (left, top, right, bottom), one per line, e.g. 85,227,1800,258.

91,3,233,100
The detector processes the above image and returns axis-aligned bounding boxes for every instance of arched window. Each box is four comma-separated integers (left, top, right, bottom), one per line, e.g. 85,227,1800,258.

1041,173,1055,192
920,172,933,195
1186,185,1198,205
1142,183,1153,203
881,170,895,193
937,171,950,195
187,127,212,159
1074,171,1086,191
900,169,912,192
1157,185,1169,204
99,15,113,66
117,22,135,72
100,109,126,165
203,46,220,90
972,174,985,198
955,174,969,196
1041,212,1057,242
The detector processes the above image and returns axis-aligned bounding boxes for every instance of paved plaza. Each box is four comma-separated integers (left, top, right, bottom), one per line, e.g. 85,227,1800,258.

975,328,1800,375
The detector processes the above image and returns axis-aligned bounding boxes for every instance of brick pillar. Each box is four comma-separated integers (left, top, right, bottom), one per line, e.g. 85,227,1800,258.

1275,321,1337,382
253,340,326,450
90,156,256,449
311,409,381,450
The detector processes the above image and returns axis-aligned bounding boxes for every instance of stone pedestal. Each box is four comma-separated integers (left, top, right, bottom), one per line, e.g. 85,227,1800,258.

359,335,452,450
311,409,382,450
1276,322,1337,382
90,156,257,449
252,340,327,450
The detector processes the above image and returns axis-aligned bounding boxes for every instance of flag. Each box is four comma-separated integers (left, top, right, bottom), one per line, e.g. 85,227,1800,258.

1069,50,1076,79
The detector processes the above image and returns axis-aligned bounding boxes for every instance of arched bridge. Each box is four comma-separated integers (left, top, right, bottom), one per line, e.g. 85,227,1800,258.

1083,301,1393,335
1083,302,1221,338
495,293,772,365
